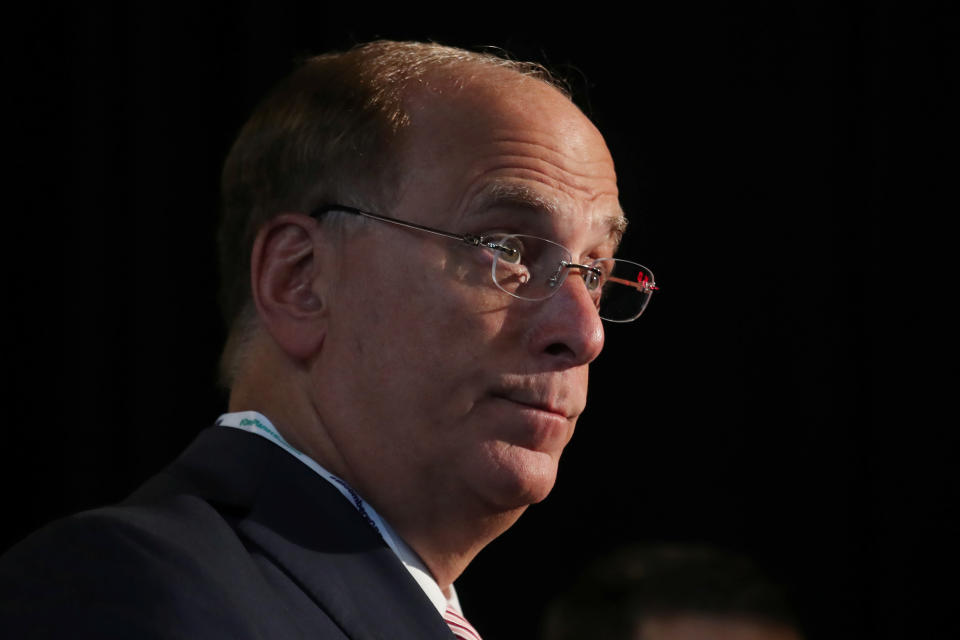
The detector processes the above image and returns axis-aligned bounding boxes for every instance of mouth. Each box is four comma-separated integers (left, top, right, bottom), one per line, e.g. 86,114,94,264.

485,391,578,453
490,392,575,421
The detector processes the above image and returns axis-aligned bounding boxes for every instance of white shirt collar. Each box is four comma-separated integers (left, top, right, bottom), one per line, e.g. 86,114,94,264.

216,410,460,616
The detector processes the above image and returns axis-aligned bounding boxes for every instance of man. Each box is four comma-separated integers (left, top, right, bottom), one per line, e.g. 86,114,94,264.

541,545,804,640
0,41,655,638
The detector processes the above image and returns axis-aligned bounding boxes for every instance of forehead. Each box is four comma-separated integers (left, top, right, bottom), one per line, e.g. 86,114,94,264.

393,67,625,247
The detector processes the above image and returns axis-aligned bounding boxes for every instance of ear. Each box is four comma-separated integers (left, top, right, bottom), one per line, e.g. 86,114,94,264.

250,213,330,361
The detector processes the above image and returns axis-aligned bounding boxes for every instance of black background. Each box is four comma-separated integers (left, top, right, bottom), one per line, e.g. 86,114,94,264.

5,3,956,639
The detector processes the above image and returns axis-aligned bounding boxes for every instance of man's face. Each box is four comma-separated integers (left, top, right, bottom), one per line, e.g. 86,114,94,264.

313,69,623,523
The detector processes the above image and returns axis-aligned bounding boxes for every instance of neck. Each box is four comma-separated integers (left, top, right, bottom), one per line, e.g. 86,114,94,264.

227,338,350,472
389,503,526,590
228,339,527,591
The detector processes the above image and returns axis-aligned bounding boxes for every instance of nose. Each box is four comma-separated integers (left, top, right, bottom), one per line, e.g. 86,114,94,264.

527,272,605,367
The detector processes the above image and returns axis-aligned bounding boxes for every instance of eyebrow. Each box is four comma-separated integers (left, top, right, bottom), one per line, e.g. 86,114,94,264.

472,182,629,246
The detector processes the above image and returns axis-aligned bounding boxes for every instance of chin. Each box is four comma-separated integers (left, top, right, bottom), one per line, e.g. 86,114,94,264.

471,442,561,511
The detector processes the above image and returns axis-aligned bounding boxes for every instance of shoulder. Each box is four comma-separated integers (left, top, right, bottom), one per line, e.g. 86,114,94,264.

0,501,262,638
0,428,375,638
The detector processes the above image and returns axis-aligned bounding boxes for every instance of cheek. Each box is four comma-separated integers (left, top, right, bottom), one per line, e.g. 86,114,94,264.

392,255,510,354
332,243,517,401
443,245,495,287
342,275,488,398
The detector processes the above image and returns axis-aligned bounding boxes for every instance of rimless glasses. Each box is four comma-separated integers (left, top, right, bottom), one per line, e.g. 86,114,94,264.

310,205,657,323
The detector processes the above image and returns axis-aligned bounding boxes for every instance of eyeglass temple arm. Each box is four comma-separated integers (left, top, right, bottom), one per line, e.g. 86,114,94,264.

606,275,659,292
311,205,516,254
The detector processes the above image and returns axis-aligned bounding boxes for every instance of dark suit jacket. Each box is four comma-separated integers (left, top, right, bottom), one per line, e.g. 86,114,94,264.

0,427,457,639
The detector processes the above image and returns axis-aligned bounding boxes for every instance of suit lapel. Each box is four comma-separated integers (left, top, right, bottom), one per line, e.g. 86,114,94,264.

169,428,454,640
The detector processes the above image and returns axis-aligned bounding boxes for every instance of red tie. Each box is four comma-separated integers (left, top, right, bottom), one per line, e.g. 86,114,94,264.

443,606,483,640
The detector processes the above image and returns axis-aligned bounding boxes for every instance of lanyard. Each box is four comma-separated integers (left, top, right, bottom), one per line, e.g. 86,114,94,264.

216,411,383,538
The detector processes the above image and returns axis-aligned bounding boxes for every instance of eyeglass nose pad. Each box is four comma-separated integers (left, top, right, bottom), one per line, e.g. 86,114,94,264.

582,268,601,291
552,262,603,291
547,262,570,289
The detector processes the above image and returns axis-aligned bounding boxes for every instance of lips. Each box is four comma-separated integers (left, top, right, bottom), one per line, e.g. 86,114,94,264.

496,396,566,418
490,386,580,420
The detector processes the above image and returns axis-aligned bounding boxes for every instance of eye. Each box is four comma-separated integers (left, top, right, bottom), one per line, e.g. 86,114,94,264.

484,234,524,264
